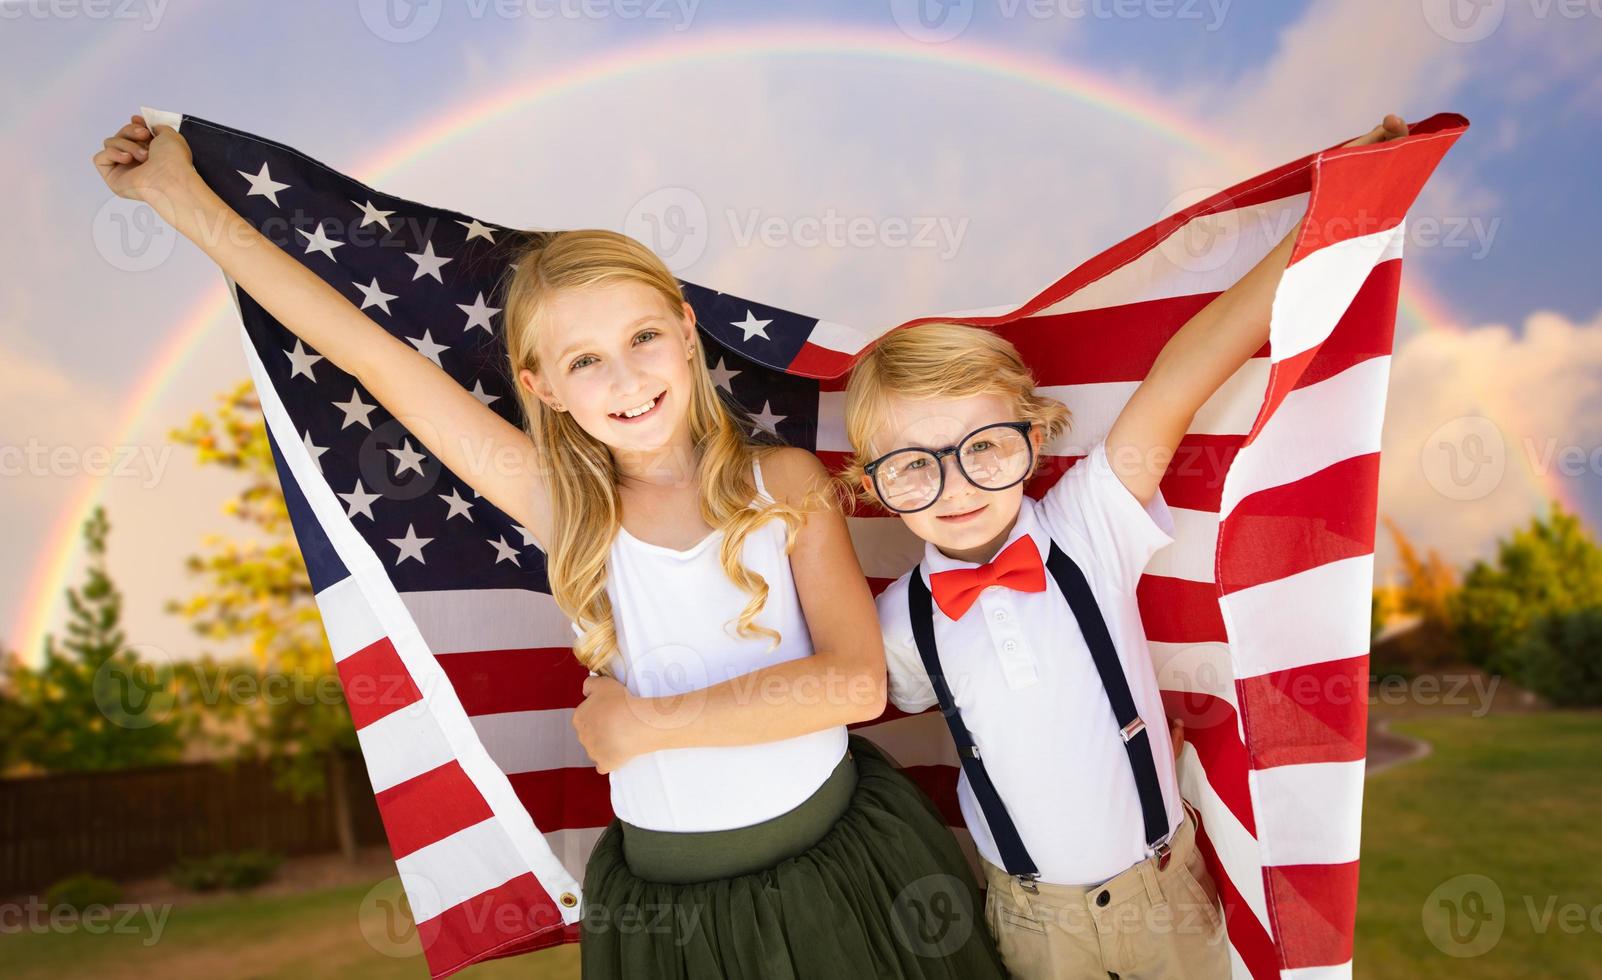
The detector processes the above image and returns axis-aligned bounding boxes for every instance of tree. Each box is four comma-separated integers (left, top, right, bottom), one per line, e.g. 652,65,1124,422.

1371,516,1463,671
0,646,29,774
8,506,187,772
1507,607,1602,707
167,380,361,859
1449,499,1602,675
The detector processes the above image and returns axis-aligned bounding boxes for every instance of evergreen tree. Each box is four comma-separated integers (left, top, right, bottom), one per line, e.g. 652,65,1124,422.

10,506,186,771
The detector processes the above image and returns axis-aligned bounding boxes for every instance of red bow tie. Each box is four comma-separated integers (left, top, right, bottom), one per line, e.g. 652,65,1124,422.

928,536,1047,621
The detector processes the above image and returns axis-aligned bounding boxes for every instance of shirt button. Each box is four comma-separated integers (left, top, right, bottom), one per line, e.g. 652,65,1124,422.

993,609,1008,622
1003,640,1018,652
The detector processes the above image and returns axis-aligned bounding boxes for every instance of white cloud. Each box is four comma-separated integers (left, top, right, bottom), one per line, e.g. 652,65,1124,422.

1376,306,1602,576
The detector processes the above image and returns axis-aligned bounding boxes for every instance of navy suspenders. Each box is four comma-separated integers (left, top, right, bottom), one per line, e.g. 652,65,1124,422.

906,538,1172,889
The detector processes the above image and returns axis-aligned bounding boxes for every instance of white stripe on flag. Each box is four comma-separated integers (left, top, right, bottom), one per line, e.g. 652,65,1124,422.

1223,554,1374,681
316,575,386,662
472,708,594,774
1037,193,1311,319
401,588,575,653
1251,759,1365,867
1219,355,1390,519
1282,961,1354,980
1149,640,1240,716
1270,223,1405,361
1179,742,1270,930
1149,506,1219,584
396,817,533,923
356,701,460,793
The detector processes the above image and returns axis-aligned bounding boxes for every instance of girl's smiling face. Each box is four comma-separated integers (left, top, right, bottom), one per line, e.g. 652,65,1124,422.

517,279,699,455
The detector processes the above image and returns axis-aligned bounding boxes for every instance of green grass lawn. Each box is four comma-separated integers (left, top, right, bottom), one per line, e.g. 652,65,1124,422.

0,874,579,980
1355,711,1602,979
6,710,1597,979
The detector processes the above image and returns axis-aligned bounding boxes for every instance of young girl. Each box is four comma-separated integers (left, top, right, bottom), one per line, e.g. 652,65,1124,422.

94,113,1008,979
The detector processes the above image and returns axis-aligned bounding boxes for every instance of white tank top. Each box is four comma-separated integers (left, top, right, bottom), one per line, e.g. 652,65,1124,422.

600,455,849,832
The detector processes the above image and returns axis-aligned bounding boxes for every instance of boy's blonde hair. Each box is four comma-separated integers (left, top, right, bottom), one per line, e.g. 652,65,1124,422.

500,229,832,672
840,322,1072,508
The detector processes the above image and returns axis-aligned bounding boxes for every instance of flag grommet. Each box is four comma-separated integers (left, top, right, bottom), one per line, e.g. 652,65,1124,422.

559,892,579,909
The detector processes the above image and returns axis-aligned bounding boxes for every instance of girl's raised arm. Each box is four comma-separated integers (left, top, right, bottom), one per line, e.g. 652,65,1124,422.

95,114,553,548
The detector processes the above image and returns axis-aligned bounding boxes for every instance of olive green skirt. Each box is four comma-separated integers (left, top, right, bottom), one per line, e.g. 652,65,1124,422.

579,734,1009,979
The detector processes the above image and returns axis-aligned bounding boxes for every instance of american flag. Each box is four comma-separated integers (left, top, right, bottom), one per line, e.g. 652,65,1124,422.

140,104,1466,979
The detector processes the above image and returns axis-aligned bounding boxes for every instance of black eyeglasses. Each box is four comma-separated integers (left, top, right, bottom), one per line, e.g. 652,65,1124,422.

864,421,1035,514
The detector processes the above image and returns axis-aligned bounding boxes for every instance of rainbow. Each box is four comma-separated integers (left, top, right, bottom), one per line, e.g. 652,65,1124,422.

14,27,1544,662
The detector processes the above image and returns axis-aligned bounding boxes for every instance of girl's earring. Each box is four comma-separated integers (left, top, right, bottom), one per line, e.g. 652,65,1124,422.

686,344,696,359
552,402,565,412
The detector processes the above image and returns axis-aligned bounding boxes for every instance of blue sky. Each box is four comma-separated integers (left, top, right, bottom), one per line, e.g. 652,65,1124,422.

3,0,1599,660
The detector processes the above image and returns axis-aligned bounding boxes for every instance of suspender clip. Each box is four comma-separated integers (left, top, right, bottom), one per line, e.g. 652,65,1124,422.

1120,717,1147,743
1151,839,1172,871
1015,872,1039,894
967,744,981,759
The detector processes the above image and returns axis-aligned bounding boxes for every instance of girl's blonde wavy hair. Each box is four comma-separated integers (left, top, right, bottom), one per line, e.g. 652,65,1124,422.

499,229,837,673
839,321,1072,508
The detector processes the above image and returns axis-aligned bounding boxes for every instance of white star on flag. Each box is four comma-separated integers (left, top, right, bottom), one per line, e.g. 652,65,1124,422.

406,330,449,367
333,389,378,429
750,400,786,435
440,488,476,521
353,276,397,314
457,218,497,243
388,439,427,477
458,292,501,333
296,222,344,261
301,430,329,474
237,162,289,205
708,355,741,393
352,199,395,231
470,380,500,407
284,339,324,381
387,524,432,565
488,536,521,565
338,479,380,520
732,310,772,341
406,240,453,282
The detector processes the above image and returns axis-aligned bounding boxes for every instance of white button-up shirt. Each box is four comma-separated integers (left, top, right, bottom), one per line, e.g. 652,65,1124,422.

877,437,1183,886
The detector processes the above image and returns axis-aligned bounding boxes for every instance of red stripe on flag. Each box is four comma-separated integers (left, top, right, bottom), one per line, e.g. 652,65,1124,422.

1000,295,1212,386
1266,860,1362,970
1136,576,1227,644
1193,823,1279,980
1291,260,1401,391
336,636,422,730
415,871,570,980
506,766,614,832
1238,655,1369,769
1215,453,1381,595
1161,691,1257,837
436,647,588,716
373,761,496,860
898,764,963,827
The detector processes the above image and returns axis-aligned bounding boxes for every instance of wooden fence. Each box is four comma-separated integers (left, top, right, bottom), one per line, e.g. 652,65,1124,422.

0,749,387,898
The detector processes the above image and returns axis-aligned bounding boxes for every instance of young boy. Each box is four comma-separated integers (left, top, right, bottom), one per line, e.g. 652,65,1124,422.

841,118,1410,979
842,320,1230,979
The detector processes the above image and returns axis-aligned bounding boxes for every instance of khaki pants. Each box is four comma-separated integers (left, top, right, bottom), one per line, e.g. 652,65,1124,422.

980,808,1230,980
